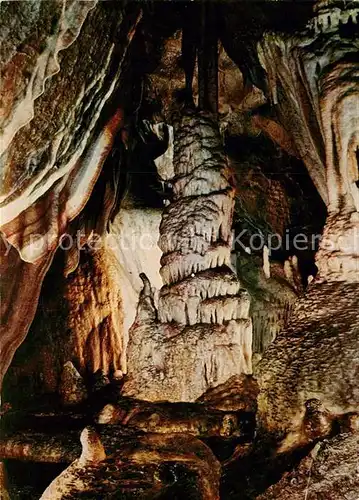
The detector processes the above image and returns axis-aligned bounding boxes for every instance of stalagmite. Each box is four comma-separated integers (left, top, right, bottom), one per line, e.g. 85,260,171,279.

58,361,88,406
40,427,106,500
122,114,253,402
262,245,270,279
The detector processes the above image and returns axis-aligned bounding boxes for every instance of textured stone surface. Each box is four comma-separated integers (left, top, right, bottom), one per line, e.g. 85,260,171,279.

315,211,359,283
64,246,124,376
235,254,301,358
0,1,142,388
258,433,359,500
0,241,54,388
0,2,139,254
40,429,221,500
3,245,124,401
40,426,106,500
146,30,250,123
256,281,359,442
58,361,87,406
196,374,259,413
122,114,252,402
258,7,359,281
95,397,252,438
122,275,252,402
1,1,358,497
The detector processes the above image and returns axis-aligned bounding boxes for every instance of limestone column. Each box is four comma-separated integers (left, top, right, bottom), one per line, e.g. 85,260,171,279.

122,113,252,402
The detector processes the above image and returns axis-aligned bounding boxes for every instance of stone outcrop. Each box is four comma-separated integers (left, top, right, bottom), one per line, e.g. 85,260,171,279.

256,281,359,444
40,428,221,500
196,374,259,413
122,113,253,402
40,426,106,500
258,433,359,500
235,254,301,360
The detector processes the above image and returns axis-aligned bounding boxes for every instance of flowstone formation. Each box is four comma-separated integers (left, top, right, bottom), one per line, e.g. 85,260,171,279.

122,113,253,402
256,0,359,451
258,0,359,282
0,0,142,387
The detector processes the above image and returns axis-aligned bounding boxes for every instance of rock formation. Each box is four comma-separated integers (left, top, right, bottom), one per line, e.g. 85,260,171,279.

258,0,359,281
39,427,221,500
258,433,359,499
0,0,358,498
255,0,359,449
40,426,107,500
122,113,253,402
58,361,88,407
0,1,142,388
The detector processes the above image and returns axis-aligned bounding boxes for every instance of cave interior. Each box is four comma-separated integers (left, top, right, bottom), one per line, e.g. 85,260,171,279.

0,0,358,498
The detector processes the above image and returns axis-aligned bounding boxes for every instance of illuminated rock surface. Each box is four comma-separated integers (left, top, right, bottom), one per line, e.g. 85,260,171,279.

0,0,358,498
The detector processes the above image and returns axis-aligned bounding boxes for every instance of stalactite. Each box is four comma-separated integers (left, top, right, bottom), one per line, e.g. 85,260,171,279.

64,246,124,377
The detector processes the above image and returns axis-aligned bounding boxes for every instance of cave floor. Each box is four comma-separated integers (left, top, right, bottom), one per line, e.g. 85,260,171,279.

1,386,314,500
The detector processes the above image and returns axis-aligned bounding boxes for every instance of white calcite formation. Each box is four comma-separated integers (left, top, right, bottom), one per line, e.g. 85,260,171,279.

108,207,163,372
310,0,359,35
122,114,252,402
254,0,359,447
258,3,359,282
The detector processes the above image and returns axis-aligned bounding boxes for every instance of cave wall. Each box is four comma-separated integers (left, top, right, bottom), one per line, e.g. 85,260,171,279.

3,244,124,404
1,1,359,499
0,0,142,386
